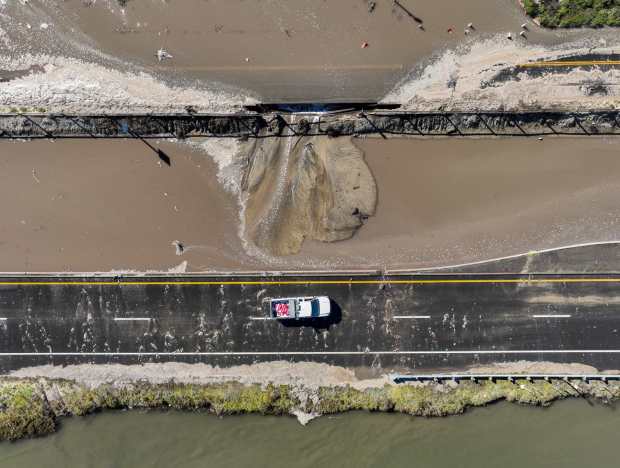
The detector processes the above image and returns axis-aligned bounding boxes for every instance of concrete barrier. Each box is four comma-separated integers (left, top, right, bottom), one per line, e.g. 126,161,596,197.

391,374,620,384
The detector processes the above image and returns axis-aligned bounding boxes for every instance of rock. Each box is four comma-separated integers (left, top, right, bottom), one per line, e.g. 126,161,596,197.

291,409,321,425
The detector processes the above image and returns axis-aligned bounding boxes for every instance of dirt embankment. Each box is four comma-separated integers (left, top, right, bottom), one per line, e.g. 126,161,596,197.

239,135,377,256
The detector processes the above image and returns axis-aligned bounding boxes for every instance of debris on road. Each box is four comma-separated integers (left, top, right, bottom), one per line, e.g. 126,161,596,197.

393,0,424,26
156,48,173,62
172,240,184,255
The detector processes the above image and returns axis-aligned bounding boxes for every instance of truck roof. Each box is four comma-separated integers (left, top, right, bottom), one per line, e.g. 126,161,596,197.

268,296,330,319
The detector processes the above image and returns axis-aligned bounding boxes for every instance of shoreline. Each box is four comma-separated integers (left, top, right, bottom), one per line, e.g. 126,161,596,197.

1,360,619,442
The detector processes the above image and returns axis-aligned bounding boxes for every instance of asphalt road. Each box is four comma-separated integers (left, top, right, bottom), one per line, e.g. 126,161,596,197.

0,273,619,372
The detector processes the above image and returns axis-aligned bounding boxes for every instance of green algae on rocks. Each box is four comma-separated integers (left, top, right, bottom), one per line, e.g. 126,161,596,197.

1,377,619,442
522,0,620,28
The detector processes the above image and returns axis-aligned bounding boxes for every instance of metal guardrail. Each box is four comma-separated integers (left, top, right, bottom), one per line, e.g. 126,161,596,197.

391,374,620,384
1,110,620,139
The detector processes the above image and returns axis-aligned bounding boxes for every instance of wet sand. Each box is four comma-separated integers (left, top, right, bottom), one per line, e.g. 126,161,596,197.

2,137,620,272
0,139,253,272
24,0,596,102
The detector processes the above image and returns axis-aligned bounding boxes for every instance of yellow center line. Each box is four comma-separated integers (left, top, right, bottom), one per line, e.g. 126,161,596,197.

0,278,620,286
518,60,620,68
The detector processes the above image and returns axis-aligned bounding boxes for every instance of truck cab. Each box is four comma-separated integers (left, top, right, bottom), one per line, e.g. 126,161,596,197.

264,296,331,320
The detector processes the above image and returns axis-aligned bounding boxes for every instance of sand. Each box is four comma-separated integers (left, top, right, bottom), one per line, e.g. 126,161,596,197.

6,360,611,390
241,135,377,256
383,40,620,111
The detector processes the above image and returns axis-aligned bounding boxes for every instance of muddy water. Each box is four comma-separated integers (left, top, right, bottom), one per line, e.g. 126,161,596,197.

25,0,595,101
0,139,254,272
1,400,619,467
3,137,620,271
293,136,620,269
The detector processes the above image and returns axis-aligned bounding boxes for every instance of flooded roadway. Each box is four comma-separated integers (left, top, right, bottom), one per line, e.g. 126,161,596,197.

1,136,619,272
1,0,602,102
2,400,619,468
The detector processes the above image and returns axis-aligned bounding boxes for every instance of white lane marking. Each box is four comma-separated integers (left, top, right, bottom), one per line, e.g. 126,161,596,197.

113,317,151,321
0,349,617,357
393,315,431,319
531,314,572,318
0,318,6,321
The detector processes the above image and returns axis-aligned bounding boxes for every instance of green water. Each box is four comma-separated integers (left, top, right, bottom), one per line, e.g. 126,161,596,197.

1,400,619,468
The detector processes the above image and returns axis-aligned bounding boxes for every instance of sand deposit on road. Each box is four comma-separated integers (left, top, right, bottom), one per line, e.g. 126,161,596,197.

192,135,376,259
6,360,607,390
0,54,251,114
7,361,387,390
241,135,376,256
6,361,617,390
383,39,620,110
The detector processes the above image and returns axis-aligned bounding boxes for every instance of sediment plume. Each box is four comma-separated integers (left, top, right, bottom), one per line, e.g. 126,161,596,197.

239,135,377,256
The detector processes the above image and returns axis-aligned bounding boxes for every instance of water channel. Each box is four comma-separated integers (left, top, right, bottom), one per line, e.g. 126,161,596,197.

1,399,618,468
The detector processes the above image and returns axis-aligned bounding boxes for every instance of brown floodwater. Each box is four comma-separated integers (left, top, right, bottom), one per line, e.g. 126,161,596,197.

1,399,619,468
0,139,253,272
2,136,620,272
294,136,620,269
30,0,597,101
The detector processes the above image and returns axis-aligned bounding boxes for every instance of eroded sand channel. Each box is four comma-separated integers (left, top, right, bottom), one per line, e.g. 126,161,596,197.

1,137,620,271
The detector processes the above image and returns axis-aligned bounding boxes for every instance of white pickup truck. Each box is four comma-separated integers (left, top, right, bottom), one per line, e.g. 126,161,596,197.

262,296,331,320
